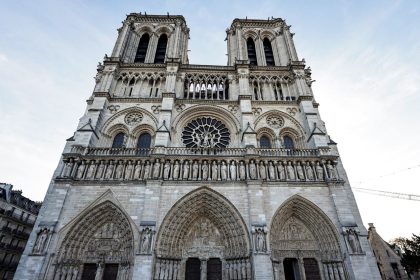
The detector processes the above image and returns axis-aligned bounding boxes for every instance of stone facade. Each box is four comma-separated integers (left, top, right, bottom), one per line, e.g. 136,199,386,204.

15,14,382,280
368,223,410,280
0,183,41,279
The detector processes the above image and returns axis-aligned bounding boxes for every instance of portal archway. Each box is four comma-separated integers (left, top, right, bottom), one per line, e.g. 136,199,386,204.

154,187,252,280
53,201,135,280
270,196,347,280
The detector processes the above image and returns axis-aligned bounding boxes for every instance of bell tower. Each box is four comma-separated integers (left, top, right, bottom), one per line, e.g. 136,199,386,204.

227,17,298,66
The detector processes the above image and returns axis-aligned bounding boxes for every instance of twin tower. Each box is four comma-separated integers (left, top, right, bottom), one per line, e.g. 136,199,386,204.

15,13,381,280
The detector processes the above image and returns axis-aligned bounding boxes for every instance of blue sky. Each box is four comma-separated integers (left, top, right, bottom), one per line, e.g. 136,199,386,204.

0,0,419,241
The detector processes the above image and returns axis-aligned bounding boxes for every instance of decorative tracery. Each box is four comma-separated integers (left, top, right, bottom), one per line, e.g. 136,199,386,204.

182,117,230,149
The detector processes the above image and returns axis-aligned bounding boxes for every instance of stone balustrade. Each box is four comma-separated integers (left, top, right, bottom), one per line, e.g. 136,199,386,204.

59,146,341,183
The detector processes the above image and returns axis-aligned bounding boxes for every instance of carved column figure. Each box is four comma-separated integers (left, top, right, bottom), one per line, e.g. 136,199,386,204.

124,160,133,180
32,227,51,254
76,160,86,179
249,160,257,179
259,161,267,180
153,159,161,179
221,161,228,180
211,161,218,180
143,160,151,179
230,161,237,180
95,160,105,179
326,160,338,180
105,160,115,179
315,161,324,181
62,158,74,178
239,161,246,180
183,160,190,180
202,160,209,180
86,160,97,179
277,161,286,180
173,160,180,180
268,161,276,180
163,160,171,180
133,160,142,179
286,161,295,180
115,160,124,179
296,162,305,180
344,227,363,254
192,160,199,180
94,262,104,280
305,161,314,181
252,225,268,253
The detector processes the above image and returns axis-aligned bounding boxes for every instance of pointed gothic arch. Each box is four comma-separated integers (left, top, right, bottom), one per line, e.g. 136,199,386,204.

154,187,251,279
270,195,347,280
53,200,135,280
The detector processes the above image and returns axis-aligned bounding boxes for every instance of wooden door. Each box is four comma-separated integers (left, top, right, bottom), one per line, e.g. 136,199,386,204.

207,258,222,280
81,263,97,280
103,264,119,280
185,258,201,280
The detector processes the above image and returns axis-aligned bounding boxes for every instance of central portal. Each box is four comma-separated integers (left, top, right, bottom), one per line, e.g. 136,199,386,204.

185,258,222,280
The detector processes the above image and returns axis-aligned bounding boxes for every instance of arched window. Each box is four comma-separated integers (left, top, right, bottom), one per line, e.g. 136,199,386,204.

247,38,257,66
283,135,295,149
154,34,168,63
134,34,150,63
260,135,271,149
263,38,275,66
137,133,152,149
112,132,126,148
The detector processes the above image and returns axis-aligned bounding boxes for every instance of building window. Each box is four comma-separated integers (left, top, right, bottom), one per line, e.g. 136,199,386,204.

283,135,295,149
247,38,257,66
154,34,168,63
263,38,275,66
259,135,271,148
137,133,152,149
112,132,126,148
134,33,150,63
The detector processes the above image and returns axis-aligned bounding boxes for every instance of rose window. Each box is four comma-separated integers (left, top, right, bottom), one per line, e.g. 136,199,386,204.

182,117,230,149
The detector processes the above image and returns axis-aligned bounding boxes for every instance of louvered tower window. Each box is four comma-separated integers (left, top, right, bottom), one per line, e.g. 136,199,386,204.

263,38,275,66
154,34,168,63
134,34,150,63
247,38,257,66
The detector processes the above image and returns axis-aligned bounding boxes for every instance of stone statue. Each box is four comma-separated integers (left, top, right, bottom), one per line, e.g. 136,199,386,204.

277,161,286,180
249,160,257,179
239,161,246,180
326,161,337,180
347,228,362,253
183,161,190,179
163,161,171,180
230,161,237,180
305,162,314,180
173,161,180,180
211,161,218,180
86,161,96,179
202,161,208,180
76,161,85,179
133,160,142,179
141,229,152,253
62,159,74,177
143,161,151,179
268,161,276,180
33,228,49,254
192,161,199,180
259,162,267,180
124,161,133,180
221,161,228,180
153,160,161,179
95,263,104,280
255,228,266,252
115,161,124,179
286,162,295,180
105,161,114,179
296,162,305,180
95,160,105,179
316,161,324,180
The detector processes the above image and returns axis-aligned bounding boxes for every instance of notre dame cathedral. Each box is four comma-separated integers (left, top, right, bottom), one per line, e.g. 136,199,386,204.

15,13,382,280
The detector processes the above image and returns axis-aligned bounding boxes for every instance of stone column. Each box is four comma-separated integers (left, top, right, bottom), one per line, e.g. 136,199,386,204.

298,257,306,280
112,20,131,57
94,263,104,280
200,259,207,280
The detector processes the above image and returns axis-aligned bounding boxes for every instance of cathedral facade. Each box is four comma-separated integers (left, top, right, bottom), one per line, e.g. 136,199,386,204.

15,14,381,280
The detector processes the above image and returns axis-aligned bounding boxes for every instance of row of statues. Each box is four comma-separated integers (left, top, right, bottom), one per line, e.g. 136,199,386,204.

154,259,180,280
61,158,339,182
53,263,130,280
